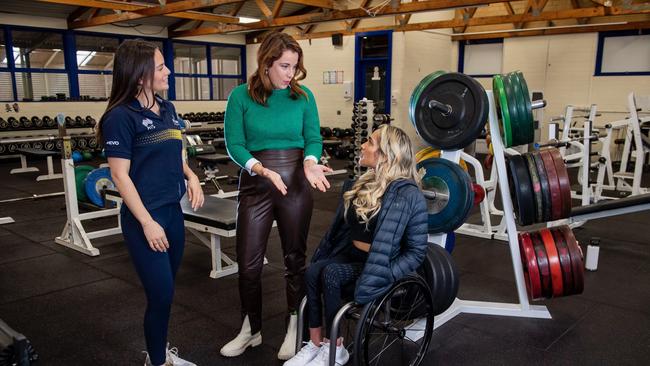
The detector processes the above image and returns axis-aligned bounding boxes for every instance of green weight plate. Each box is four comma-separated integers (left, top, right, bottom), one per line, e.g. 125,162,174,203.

509,72,534,144
502,73,523,146
492,75,513,147
515,71,534,131
74,165,94,202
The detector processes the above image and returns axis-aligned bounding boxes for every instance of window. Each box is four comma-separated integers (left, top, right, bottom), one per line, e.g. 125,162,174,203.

75,34,120,99
10,29,68,101
595,29,650,76
0,72,12,101
458,39,503,77
0,31,7,68
172,41,244,100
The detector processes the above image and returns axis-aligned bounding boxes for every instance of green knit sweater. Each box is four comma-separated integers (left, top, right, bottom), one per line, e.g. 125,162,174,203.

224,83,322,170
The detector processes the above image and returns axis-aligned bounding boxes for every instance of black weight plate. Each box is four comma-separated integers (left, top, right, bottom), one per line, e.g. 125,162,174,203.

507,155,535,226
532,151,552,222
417,158,474,233
411,72,488,150
438,243,459,314
524,153,543,223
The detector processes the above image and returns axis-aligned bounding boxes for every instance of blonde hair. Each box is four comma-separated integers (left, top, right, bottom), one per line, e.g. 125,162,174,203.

344,125,422,226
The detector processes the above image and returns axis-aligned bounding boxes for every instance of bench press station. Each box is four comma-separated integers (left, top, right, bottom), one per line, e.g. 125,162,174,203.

105,189,270,279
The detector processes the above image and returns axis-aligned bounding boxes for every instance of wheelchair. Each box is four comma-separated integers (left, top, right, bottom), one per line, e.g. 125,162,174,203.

296,243,459,366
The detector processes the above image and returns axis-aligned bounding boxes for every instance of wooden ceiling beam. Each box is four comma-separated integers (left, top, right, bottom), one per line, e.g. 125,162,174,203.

452,20,650,41
168,18,195,32
285,0,335,10
36,0,244,28
272,0,285,19
255,6,650,43
255,0,274,19
350,0,371,30
174,0,507,37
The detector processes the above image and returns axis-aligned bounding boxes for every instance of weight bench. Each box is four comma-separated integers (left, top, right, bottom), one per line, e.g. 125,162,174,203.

14,148,62,181
321,140,348,176
104,189,269,279
195,152,236,196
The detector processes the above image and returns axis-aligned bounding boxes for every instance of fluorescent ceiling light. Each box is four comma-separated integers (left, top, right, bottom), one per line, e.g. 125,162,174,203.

239,16,259,24
77,50,96,67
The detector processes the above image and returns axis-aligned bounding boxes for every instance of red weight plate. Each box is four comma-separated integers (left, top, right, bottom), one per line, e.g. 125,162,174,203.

530,231,552,299
551,227,574,296
560,226,584,295
518,232,543,300
539,228,564,297
540,149,563,221
549,148,572,219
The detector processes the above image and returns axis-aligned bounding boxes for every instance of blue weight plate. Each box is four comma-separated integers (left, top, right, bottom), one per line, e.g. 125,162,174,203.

84,167,116,207
445,232,456,254
417,158,473,233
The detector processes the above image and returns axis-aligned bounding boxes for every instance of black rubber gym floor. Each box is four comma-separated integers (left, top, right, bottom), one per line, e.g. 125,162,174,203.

0,154,648,365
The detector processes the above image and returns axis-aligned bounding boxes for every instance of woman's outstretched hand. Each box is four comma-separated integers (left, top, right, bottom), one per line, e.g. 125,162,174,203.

304,160,333,192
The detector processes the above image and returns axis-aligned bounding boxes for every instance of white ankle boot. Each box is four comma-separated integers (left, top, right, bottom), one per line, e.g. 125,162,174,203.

220,315,262,357
277,314,298,360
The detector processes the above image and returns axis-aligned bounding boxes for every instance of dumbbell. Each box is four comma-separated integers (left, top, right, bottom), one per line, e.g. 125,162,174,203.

332,128,344,138
357,101,367,107
32,141,43,150
358,123,368,129
7,143,18,153
32,116,44,128
55,140,63,151
77,138,88,149
20,142,31,149
75,116,84,127
64,116,74,128
0,117,8,130
88,137,98,149
43,115,56,128
70,138,77,149
0,144,5,154
85,116,96,127
44,141,55,151
8,117,20,129
21,116,33,129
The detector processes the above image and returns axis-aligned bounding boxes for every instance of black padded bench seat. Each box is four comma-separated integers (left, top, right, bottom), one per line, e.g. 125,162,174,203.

196,153,230,164
571,193,650,217
323,139,343,146
180,194,237,231
105,188,237,231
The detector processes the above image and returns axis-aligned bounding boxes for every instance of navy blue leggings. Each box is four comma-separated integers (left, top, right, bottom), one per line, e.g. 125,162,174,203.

121,203,185,366
305,247,367,337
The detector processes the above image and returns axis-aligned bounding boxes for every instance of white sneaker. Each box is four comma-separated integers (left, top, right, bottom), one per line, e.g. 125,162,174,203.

283,341,322,366
219,315,263,357
166,345,196,366
305,342,349,366
278,314,298,360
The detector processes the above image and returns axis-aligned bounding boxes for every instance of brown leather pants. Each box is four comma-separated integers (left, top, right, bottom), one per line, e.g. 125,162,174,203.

236,149,313,334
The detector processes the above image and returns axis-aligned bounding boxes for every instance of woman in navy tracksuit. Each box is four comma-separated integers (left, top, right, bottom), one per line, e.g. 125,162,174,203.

97,39,204,366
285,125,429,366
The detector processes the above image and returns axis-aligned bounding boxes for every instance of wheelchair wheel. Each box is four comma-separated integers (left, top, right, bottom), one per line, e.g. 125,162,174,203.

354,276,434,366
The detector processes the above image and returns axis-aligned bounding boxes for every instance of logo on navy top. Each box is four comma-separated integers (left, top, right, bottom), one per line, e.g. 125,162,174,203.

142,118,155,130
172,118,180,127
106,140,119,146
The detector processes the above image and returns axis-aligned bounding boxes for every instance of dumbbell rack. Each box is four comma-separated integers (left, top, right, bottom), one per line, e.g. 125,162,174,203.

54,115,121,256
429,90,551,331
351,99,374,179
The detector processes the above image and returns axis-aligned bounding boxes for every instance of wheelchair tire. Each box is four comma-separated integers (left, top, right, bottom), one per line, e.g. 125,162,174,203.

354,276,434,366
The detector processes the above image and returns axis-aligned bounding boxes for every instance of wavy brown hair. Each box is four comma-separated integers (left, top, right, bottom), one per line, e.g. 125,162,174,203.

96,39,159,144
248,32,307,105
344,125,423,227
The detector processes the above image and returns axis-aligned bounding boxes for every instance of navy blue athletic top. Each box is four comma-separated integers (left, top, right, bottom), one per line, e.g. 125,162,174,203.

102,96,186,211
346,207,377,244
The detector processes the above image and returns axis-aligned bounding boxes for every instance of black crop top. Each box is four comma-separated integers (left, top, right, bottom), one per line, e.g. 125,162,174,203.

346,207,378,244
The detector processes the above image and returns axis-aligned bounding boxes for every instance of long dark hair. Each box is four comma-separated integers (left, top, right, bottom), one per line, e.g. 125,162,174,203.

96,39,159,144
248,32,307,106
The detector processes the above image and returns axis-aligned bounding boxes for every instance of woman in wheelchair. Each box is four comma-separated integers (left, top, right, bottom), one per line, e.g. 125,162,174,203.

284,124,429,366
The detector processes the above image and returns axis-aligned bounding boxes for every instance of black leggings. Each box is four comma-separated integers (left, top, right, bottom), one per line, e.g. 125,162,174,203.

305,246,368,337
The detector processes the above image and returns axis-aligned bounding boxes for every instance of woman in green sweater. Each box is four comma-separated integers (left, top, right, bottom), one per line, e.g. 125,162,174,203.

220,32,332,360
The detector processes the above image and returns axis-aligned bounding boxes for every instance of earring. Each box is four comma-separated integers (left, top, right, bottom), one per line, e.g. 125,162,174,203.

264,69,268,75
